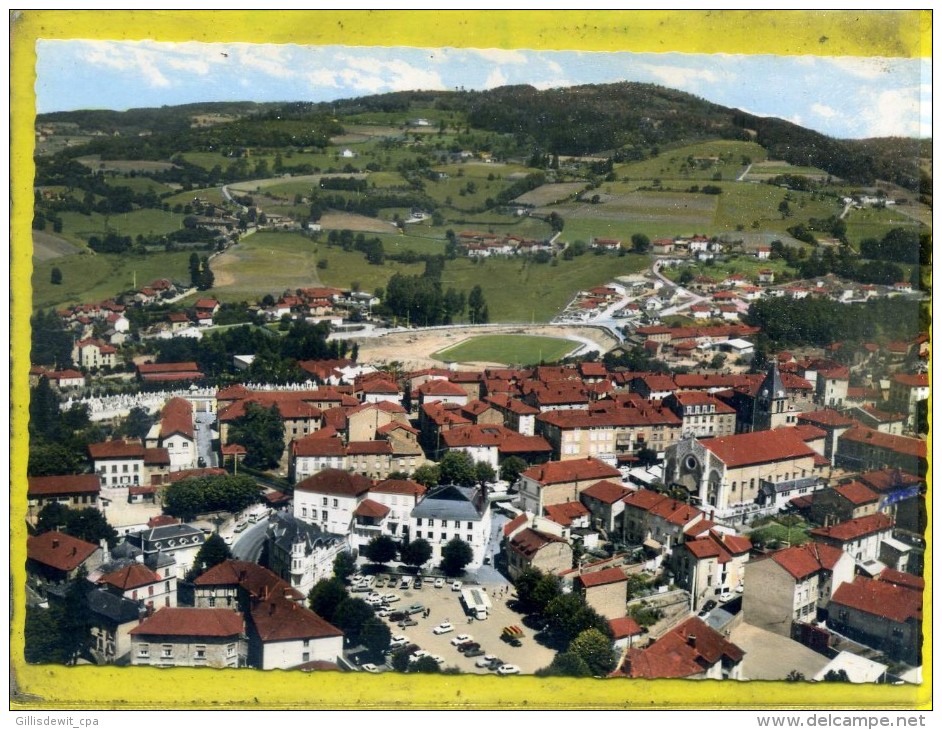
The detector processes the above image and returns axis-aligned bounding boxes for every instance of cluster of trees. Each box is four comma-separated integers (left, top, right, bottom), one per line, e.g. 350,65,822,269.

382,273,487,327
308,576,391,660
163,474,262,521
28,381,108,477
325,229,385,265
744,296,924,348
512,568,616,677
859,228,929,266
35,503,118,548
361,533,473,577
188,252,215,290
185,533,233,582
25,570,94,665
226,403,286,470
318,177,369,193
87,231,134,254
30,310,73,368
411,451,496,490
308,190,434,221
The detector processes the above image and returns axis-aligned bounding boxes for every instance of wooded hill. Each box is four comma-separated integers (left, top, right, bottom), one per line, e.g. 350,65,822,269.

38,82,930,192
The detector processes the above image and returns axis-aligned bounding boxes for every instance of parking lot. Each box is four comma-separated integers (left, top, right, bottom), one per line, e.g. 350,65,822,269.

364,576,556,675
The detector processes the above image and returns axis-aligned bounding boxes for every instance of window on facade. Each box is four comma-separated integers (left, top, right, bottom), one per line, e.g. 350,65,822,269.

321,511,328,521
148,586,154,596
138,645,149,658
227,644,236,657
302,652,310,663
322,497,328,506
415,531,422,539
196,646,206,659
132,590,138,600
441,533,446,541
162,646,173,658
467,535,473,543
333,499,339,508
303,639,310,648
453,520,460,528
467,522,473,529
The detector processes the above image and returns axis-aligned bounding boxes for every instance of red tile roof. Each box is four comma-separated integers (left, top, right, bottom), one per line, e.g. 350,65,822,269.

797,409,858,428
521,458,620,485
98,563,161,591
502,513,528,537
138,361,201,375
353,498,390,519
810,513,894,542
417,380,468,398
250,597,344,642
485,394,540,416
144,448,171,466
28,474,101,497
27,532,99,572
576,566,628,589
581,480,631,505
508,528,567,559
295,469,373,497
129,607,245,638
769,542,846,580
160,397,194,440
623,489,668,511
89,439,145,459
830,576,922,624
192,560,304,602
878,569,924,592
857,468,923,493
832,481,880,506
346,441,393,456
608,616,644,639
892,373,928,388
624,617,744,679
168,468,227,483
701,429,815,468
840,427,927,459
544,500,590,527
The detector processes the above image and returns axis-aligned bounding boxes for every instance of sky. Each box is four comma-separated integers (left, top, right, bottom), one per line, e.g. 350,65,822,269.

35,40,932,139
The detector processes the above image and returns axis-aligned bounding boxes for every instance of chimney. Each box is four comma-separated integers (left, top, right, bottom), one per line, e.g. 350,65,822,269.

52,538,60,549
687,634,697,647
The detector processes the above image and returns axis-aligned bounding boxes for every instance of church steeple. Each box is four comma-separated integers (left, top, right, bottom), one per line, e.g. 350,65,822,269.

756,361,789,428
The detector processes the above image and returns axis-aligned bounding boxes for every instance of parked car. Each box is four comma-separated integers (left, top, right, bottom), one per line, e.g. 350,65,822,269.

475,656,495,668
433,622,454,635
423,576,436,584
497,664,521,675
434,578,445,589
406,604,425,615
409,649,430,661
698,600,718,617
413,577,422,589
382,594,400,604
718,591,733,603
387,611,408,623
398,618,418,628
375,608,391,618
400,577,411,589
464,648,485,658
389,635,410,649
451,581,463,592
450,634,474,646
361,663,380,673
457,642,481,654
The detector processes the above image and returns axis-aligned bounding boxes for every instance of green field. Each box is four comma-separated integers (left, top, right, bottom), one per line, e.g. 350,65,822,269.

616,140,768,181
32,250,196,309
842,206,926,247
432,334,579,366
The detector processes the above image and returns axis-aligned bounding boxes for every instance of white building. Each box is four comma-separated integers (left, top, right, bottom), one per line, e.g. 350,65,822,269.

410,484,492,568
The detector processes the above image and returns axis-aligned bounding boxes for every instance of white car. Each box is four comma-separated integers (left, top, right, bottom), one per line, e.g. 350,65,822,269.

432,622,454,635
718,591,733,603
434,578,445,589
408,650,430,662
451,581,463,592
390,635,410,649
382,594,400,604
475,656,493,668
497,664,521,675
450,634,473,646
361,663,380,673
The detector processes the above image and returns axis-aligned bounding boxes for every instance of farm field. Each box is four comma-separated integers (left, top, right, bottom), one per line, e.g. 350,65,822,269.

545,189,719,228
76,155,178,173
32,231,82,261
432,334,580,366
442,251,649,322
616,140,767,180
32,250,195,309
514,183,587,207
210,230,425,303
842,206,925,247
101,176,176,195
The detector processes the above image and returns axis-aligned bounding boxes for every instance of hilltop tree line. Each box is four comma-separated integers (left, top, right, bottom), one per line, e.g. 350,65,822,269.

382,270,488,327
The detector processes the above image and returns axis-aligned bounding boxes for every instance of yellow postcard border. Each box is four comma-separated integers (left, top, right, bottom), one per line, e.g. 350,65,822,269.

9,8,932,710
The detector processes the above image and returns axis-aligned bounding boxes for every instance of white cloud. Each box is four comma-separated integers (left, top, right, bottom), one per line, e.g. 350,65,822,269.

863,87,922,137
811,103,838,119
470,48,529,65
231,44,296,80
483,67,509,89
306,69,341,89
640,63,720,88
531,78,576,91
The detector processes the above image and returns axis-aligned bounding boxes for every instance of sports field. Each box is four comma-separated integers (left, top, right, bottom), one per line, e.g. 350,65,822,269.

432,334,579,366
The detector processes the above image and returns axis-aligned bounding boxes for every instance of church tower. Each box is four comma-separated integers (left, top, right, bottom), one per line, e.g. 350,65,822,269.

755,362,794,430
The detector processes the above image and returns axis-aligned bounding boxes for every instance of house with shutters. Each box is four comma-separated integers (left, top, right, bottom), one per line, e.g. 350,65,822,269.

97,562,177,613
504,526,574,580
88,439,170,488
579,479,632,535
827,571,923,666
264,511,347,597
145,397,197,472
517,457,621,516
837,427,927,477
622,489,706,556
27,474,101,523
130,607,248,669
485,394,540,436
742,542,854,636
440,423,552,471
410,484,492,568
125,523,206,580
72,338,118,370
293,469,373,537
27,532,104,598
809,513,896,567
85,584,148,665
672,530,752,611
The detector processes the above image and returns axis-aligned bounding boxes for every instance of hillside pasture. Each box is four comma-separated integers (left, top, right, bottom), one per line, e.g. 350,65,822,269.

514,183,587,207
32,250,195,309
76,155,178,173
545,189,718,226
101,176,176,195
32,231,83,261
432,334,580,366
616,140,767,181
318,212,400,234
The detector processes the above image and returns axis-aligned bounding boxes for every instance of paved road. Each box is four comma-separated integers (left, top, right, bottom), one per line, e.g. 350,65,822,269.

194,410,218,468
231,517,269,562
